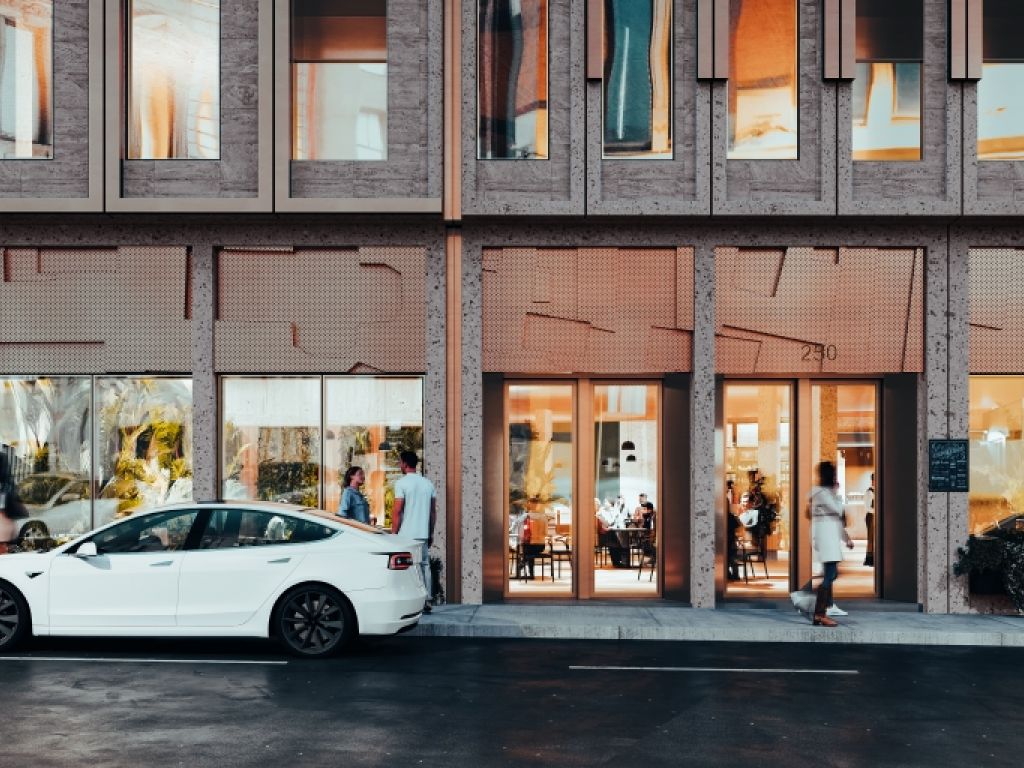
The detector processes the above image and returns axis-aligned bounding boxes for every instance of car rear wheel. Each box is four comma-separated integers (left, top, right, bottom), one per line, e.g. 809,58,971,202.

0,582,30,652
274,584,354,658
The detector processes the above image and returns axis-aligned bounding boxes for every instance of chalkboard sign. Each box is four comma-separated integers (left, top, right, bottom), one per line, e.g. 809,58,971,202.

928,440,969,493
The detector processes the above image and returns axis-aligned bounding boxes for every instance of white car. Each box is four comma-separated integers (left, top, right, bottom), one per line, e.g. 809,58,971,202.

0,502,428,658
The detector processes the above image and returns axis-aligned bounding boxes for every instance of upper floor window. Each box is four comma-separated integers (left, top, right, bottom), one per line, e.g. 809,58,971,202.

602,0,672,159
478,0,549,160
978,0,1024,161
292,0,388,161
851,0,922,161
127,0,221,160
727,0,798,160
0,1,53,159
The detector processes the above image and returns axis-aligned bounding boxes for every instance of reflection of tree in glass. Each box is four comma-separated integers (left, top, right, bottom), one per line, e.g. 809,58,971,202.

510,438,566,512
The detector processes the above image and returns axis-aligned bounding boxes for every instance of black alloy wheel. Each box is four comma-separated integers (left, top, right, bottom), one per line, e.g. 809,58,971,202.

0,583,29,652
275,585,354,658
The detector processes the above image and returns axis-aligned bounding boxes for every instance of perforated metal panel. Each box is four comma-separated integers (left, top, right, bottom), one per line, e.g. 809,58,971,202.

0,246,191,373
969,248,1024,373
482,247,694,373
216,247,427,372
716,246,924,374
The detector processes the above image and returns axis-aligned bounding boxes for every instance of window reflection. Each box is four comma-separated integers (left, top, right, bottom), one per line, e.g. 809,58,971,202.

727,0,798,160
852,0,922,161
324,377,423,529
602,0,671,160
94,378,194,525
221,377,322,507
127,0,220,160
0,0,52,159
969,377,1024,536
292,0,388,161
978,1,1024,161
478,0,548,160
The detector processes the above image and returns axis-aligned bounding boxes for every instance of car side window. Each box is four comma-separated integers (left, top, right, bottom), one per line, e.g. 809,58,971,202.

90,510,199,554
197,510,336,549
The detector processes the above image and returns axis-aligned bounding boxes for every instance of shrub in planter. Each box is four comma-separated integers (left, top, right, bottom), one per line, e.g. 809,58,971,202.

954,532,1024,612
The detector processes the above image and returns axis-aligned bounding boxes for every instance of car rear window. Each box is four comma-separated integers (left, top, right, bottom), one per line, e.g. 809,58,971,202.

302,508,384,534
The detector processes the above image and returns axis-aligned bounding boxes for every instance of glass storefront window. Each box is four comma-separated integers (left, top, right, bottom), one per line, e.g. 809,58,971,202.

602,0,672,160
969,377,1024,536
0,377,91,541
593,384,658,595
324,377,423,528
94,378,194,526
727,0,798,160
127,0,220,160
851,0,922,161
478,0,549,160
978,1,1024,161
292,0,388,161
0,0,53,159
0,376,193,545
221,377,322,507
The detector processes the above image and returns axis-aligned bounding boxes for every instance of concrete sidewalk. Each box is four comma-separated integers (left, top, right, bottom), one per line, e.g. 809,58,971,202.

411,603,1024,647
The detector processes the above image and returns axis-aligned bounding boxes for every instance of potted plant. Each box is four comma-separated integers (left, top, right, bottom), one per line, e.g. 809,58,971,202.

954,530,1024,611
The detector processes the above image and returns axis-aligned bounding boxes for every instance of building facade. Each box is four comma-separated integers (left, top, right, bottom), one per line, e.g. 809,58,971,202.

1,0,1022,613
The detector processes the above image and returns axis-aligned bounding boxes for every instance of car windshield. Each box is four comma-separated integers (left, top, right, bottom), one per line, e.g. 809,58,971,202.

16,476,70,505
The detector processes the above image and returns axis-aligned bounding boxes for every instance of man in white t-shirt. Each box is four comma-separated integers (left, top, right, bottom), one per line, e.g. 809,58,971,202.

392,450,437,613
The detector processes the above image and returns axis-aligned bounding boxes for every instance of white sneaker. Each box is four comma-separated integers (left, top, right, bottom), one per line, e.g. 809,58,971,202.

826,604,848,617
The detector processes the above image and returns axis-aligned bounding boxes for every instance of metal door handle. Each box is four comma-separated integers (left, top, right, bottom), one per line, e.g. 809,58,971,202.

150,560,173,567
268,557,291,564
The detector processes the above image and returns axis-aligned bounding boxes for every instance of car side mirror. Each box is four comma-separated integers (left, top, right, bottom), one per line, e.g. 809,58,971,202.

75,542,98,558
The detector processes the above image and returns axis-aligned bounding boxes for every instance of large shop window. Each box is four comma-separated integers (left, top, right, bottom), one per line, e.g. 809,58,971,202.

968,377,1024,537
0,0,52,159
978,0,1024,161
602,0,672,159
727,0,798,160
292,0,388,161
477,0,549,160
0,377,194,544
221,376,423,528
851,0,922,161
127,0,221,160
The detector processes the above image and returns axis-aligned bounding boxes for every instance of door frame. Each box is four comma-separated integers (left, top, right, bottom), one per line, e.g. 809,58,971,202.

498,377,665,601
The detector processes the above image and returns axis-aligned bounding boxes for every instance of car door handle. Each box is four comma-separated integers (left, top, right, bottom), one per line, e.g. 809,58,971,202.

150,560,173,567
268,557,291,564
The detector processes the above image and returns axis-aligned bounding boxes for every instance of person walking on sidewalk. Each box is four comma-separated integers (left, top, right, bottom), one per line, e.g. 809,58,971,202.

391,450,437,614
803,461,853,627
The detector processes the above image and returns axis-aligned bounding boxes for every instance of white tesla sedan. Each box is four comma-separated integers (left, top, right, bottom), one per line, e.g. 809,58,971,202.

0,502,428,658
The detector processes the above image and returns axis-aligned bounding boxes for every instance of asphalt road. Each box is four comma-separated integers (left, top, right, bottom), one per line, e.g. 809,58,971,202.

1,636,1022,767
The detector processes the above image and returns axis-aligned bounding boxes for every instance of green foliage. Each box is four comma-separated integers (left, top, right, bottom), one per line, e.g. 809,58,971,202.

954,531,1024,612
256,461,319,503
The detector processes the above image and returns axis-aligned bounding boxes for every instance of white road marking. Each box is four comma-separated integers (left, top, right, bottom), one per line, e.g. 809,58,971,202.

0,656,287,666
570,665,858,675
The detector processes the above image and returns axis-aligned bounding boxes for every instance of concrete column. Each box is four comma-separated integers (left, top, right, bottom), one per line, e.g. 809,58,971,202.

923,244,950,612
948,239,971,613
690,243,716,608
190,243,217,502
425,239,448,598
460,242,483,604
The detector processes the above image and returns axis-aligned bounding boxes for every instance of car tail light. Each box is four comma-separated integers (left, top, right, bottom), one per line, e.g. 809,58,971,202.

388,552,415,570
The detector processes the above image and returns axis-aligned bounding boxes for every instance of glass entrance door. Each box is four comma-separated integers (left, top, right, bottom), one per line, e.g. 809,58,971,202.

723,383,793,597
810,382,879,598
592,383,660,597
506,383,575,597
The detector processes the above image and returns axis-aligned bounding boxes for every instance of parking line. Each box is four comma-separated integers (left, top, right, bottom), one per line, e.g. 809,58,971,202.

0,656,288,666
570,665,858,675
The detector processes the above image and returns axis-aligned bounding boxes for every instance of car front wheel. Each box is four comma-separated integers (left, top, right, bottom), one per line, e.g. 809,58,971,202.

0,582,30,652
274,584,354,658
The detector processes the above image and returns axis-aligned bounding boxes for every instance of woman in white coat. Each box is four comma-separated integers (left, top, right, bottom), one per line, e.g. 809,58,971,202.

806,461,853,627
